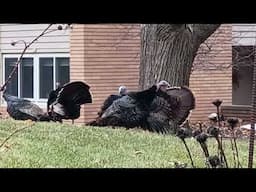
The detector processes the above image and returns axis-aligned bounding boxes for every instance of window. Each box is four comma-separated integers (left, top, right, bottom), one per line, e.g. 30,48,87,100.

40,58,54,98
232,46,254,105
3,54,70,102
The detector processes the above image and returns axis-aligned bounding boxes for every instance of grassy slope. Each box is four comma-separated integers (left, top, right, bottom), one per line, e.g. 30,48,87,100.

0,119,255,168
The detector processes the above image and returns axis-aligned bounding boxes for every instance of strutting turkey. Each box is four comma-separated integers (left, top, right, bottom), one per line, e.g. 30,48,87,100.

48,81,92,123
3,92,51,121
47,82,62,113
88,80,195,134
87,85,128,125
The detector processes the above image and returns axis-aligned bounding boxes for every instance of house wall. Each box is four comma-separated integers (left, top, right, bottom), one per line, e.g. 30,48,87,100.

71,24,233,124
0,24,70,53
233,24,256,46
0,24,70,116
0,24,233,124
70,24,141,124
190,24,233,122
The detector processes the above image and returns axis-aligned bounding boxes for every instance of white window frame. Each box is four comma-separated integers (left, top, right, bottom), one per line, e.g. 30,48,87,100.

2,53,70,108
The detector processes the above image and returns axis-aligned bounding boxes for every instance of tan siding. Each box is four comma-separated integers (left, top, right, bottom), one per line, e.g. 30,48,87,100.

190,24,232,122
0,24,71,119
70,24,140,124
69,24,87,124
233,24,256,45
0,24,70,53
70,24,232,124
77,24,140,123
0,24,233,125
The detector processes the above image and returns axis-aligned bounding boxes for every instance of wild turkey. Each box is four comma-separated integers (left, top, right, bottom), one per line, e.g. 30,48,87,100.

47,82,62,113
94,83,158,128
145,85,195,134
89,80,195,134
48,81,92,122
87,85,128,126
98,85,128,117
2,92,51,121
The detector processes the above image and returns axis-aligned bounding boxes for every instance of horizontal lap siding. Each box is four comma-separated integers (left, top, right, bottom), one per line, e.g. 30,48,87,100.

0,24,232,125
232,24,256,46
69,25,87,124
189,24,232,123
0,24,70,119
0,24,70,53
71,24,231,124
70,24,140,124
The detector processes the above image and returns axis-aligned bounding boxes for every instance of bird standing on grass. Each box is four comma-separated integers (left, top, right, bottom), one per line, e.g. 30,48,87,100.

48,81,92,123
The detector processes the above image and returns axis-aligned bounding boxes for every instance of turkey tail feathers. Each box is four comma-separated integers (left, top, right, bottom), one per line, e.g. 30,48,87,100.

57,81,92,105
166,86,195,125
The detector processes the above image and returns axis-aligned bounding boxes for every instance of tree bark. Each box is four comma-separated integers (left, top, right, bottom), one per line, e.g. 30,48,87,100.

139,24,220,89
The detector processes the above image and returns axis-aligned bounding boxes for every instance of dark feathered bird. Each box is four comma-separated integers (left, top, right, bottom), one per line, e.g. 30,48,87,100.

98,86,128,117
89,80,195,134
47,83,62,114
95,84,158,128
3,92,51,121
87,86,127,126
146,85,195,134
48,81,92,122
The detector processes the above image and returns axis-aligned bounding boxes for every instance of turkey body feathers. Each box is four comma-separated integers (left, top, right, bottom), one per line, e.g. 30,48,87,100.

3,93,50,121
47,87,61,112
98,94,122,117
144,86,195,134
166,86,195,125
57,81,92,105
100,95,148,128
91,85,195,134
50,81,92,120
95,85,158,128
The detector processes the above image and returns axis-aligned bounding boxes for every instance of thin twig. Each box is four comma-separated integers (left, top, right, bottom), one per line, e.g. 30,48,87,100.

216,136,229,168
230,137,237,168
199,142,210,168
232,131,242,168
0,24,53,92
181,139,195,168
216,105,224,163
0,122,35,149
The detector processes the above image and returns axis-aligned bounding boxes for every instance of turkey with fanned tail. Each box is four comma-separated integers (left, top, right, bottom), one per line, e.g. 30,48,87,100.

48,81,92,122
88,80,195,134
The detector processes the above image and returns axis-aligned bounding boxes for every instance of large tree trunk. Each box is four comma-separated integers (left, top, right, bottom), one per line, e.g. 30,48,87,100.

139,24,221,89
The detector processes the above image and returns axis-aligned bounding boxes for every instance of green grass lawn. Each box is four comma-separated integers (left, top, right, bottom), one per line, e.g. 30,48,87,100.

0,119,255,168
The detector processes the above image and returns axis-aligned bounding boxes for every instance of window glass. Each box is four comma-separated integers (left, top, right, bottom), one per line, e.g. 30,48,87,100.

56,57,70,87
20,58,33,98
39,57,53,99
5,58,18,96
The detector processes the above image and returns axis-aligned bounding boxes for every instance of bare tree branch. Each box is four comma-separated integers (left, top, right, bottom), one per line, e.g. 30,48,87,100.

0,24,68,93
192,24,221,45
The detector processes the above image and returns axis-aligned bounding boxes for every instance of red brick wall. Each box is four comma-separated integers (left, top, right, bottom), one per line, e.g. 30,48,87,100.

189,24,232,122
0,24,232,125
70,24,141,124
